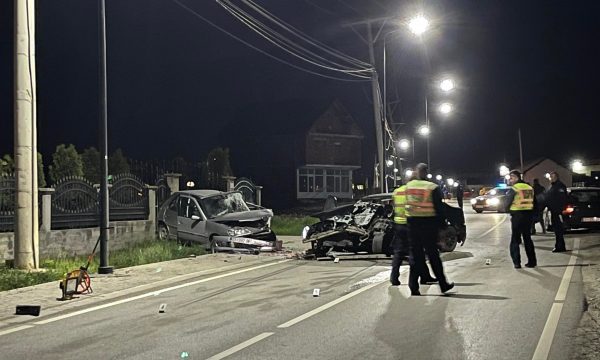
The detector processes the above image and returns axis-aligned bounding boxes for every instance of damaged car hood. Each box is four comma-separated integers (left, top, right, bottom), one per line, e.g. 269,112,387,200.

211,209,273,223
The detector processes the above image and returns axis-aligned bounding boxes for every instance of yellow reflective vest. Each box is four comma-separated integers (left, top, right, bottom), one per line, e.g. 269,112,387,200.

405,180,438,217
392,185,407,224
510,182,534,211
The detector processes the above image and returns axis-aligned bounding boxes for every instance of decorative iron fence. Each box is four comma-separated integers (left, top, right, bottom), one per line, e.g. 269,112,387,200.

0,174,15,232
109,174,148,221
156,176,171,207
234,177,257,204
51,176,99,229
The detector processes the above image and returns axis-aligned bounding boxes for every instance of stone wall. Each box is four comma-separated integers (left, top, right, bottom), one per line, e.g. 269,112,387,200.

0,220,154,262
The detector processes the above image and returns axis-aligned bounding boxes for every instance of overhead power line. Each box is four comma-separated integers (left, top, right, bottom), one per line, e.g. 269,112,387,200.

171,0,371,82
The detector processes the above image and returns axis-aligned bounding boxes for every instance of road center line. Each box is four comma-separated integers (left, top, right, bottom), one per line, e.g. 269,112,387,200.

477,215,508,239
29,260,289,326
278,269,401,329
531,238,580,360
205,332,274,360
0,325,34,336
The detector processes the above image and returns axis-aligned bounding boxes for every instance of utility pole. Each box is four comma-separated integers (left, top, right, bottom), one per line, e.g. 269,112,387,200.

347,17,388,193
518,128,524,173
98,0,112,274
14,0,39,269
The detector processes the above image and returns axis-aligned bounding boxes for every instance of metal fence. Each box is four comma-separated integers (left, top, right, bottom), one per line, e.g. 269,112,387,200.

0,173,150,232
234,177,257,204
0,174,15,232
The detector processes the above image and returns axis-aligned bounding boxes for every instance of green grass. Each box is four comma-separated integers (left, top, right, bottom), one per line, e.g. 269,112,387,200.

271,215,317,236
0,239,205,292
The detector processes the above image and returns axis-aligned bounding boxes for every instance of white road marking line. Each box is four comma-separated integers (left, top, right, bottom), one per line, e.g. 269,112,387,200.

32,260,289,326
0,325,34,336
477,215,508,239
205,332,274,360
278,274,391,329
531,238,580,360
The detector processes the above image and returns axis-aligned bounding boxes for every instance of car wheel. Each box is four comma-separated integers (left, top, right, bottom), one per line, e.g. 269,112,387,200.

438,227,458,252
475,209,483,214
209,238,218,254
157,223,169,241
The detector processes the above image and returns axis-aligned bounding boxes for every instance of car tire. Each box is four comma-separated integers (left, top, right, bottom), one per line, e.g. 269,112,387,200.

209,238,218,254
157,223,169,241
438,227,458,252
475,209,483,214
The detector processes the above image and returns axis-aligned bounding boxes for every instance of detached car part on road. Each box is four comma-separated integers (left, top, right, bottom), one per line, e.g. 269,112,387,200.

157,190,277,253
302,194,466,258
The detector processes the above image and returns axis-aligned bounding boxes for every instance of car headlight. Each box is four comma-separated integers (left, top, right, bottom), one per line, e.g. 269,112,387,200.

302,225,310,240
470,198,477,205
487,198,500,206
227,228,252,237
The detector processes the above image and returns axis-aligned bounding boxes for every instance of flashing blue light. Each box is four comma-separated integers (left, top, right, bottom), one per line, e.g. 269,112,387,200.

497,183,508,188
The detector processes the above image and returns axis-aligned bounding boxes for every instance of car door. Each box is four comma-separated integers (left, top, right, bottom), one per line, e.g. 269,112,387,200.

177,196,208,244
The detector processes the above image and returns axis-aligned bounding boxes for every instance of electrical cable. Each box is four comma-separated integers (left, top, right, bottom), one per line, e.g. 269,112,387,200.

171,0,370,82
218,0,371,77
240,0,373,70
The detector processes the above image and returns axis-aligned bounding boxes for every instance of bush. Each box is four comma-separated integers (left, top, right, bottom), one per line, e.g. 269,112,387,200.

271,215,317,236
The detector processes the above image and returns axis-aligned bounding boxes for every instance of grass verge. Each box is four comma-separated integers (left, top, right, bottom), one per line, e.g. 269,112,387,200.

0,239,205,292
271,215,317,236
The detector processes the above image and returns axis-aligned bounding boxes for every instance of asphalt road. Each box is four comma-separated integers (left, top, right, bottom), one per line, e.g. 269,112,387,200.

0,210,589,360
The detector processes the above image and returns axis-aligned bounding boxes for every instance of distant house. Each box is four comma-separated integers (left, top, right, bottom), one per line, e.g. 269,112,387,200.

296,100,364,200
522,158,572,188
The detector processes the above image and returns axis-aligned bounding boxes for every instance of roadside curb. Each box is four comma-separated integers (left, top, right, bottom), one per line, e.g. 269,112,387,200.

0,253,288,328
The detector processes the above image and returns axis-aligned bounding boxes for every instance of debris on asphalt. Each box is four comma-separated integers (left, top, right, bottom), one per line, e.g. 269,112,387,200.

15,305,41,316
155,267,162,273
334,257,340,263
485,259,491,265
180,351,189,358
159,304,167,313
313,288,320,297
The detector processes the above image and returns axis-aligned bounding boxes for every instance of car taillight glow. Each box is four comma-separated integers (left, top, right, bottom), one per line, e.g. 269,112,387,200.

563,205,575,215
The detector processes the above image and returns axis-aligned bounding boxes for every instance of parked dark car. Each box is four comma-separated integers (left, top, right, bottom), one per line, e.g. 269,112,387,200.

562,187,600,230
302,193,466,258
157,190,277,253
470,187,510,213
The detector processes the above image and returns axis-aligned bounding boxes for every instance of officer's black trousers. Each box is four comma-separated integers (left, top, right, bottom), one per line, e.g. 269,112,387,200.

510,211,537,266
408,219,448,290
550,210,566,250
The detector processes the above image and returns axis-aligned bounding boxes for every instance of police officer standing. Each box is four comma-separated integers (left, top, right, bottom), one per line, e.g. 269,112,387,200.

545,172,568,252
405,163,454,295
504,170,537,268
390,181,437,286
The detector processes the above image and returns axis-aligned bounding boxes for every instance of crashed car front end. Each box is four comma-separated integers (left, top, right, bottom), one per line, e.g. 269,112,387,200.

209,208,279,253
302,199,394,258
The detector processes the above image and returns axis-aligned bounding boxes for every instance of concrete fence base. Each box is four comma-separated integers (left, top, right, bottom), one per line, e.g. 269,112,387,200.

0,220,154,263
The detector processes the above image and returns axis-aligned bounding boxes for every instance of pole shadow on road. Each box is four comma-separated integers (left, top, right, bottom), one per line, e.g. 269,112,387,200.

432,293,510,301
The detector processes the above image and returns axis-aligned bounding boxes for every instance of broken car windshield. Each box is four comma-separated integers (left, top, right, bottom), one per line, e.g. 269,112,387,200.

200,192,250,219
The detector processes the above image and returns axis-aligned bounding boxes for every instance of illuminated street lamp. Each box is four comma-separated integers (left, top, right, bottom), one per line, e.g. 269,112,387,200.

398,138,410,151
405,169,414,178
427,174,433,179
439,102,453,115
408,15,429,36
499,165,510,177
418,125,430,136
447,178,455,187
572,159,584,173
440,78,455,92
436,174,442,181
386,159,394,167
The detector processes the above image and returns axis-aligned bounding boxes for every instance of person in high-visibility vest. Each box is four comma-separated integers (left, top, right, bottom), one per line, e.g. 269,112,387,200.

405,163,454,296
390,181,437,286
504,170,537,268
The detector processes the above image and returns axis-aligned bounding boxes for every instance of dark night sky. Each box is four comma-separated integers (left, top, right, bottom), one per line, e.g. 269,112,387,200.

2,0,600,179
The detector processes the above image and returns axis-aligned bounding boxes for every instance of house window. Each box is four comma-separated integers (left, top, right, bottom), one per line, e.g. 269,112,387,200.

299,168,351,195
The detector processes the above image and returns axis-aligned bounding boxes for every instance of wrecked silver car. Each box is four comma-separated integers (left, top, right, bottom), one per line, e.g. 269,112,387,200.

157,190,277,253
302,194,466,258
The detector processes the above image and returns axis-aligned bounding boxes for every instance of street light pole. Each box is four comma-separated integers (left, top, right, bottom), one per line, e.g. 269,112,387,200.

98,0,113,274
425,96,431,168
